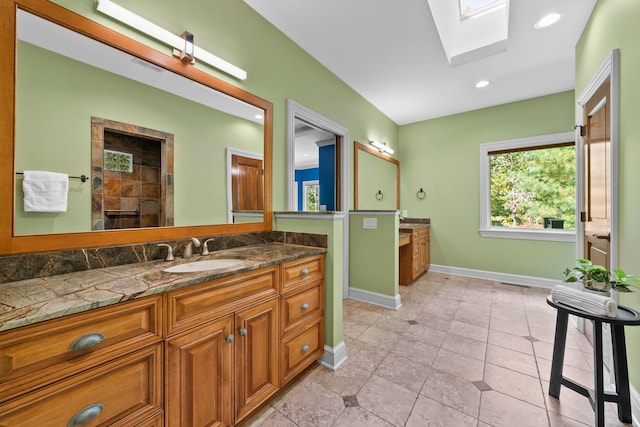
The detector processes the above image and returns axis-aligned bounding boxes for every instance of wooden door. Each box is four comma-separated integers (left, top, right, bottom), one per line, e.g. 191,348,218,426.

583,80,611,269
235,298,279,423
165,315,234,427
231,155,263,211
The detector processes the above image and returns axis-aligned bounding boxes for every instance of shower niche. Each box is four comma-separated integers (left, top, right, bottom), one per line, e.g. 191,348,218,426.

91,117,174,230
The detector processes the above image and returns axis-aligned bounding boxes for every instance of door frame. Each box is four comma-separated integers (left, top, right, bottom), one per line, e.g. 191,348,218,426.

575,49,619,271
286,99,350,299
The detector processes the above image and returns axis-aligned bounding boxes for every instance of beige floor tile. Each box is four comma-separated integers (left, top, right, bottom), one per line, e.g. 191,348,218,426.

309,359,372,396
423,301,459,319
441,332,487,361
483,363,545,408
414,311,453,332
389,337,439,366
375,353,429,392
402,323,447,347
240,406,297,427
486,344,539,378
479,390,549,427
330,407,394,427
357,326,402,352
547,411,590,426
420,367,481,417
342,337,389,373
372,315,414,334
344,306,384,325
432,348,485,382
454,308,491,328
448,320,489,342
532,340,591,371
487,329,534,355
406,395,478,427
489,317,530,336
273,380,344,427
357,374,418,426
343,319,369,339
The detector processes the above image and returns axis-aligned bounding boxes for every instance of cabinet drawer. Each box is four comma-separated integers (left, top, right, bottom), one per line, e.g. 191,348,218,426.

281,284,323,335
281,320,323,385
282,255,324,293
0,344,163,427
0,296,162,402
166,266,278,336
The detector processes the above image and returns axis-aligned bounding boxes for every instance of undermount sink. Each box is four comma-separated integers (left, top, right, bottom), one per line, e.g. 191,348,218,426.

163,259,245,273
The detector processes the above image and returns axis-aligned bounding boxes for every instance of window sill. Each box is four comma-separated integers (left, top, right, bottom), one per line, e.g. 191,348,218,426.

479,228,576,242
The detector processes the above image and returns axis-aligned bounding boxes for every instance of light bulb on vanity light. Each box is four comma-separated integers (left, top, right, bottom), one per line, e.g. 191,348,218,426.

370,140,394,155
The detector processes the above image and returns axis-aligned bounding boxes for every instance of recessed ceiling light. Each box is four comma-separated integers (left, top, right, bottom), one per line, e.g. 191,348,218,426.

535,13,561,29
476,80,490,88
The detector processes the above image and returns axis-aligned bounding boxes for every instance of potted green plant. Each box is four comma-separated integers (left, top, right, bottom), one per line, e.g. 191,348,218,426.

563,258,640,293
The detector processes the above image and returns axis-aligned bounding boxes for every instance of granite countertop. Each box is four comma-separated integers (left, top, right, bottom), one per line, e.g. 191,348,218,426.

0,243,325,333
398,223,430,230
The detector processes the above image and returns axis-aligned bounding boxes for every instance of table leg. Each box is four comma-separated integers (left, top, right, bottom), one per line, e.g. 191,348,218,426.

593,320,605,427
611,324,632,423
549,310,569,398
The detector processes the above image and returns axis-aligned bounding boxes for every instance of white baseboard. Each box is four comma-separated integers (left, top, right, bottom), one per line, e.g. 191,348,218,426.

632,383,640,426
348,287,401,309
429,264,564,289
318,341,347,371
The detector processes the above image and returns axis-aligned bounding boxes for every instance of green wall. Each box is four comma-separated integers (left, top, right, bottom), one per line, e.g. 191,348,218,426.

16,41,262,234
399,91,576,279
576,0,640,391
349,213,399,297
273,216,344,348
51,0,400,211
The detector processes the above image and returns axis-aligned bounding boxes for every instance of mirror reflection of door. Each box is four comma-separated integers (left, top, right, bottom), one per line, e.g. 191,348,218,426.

231,154,264,212
294,118,339,212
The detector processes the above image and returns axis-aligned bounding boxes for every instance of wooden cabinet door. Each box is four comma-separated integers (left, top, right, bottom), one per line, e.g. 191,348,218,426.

235,298,279,423
165,315,233,427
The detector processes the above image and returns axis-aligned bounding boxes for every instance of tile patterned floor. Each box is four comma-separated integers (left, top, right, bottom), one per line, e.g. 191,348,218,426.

241,272,633,426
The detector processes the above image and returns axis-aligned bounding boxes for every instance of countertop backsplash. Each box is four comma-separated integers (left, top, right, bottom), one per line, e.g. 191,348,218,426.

0,231,327,284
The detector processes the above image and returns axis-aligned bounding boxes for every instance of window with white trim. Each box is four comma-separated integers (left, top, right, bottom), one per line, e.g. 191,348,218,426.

479,131,576,242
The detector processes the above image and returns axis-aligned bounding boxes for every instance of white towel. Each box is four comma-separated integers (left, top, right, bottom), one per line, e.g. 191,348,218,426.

22,170,69,213
551,284,617,317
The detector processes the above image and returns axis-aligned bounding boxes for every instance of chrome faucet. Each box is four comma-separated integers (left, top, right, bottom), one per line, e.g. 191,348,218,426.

183,238,201,258
201,238,215,256
157,243,174,261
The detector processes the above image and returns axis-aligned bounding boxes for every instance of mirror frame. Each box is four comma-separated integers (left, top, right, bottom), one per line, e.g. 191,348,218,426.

353,141,399,210
0,0,273,255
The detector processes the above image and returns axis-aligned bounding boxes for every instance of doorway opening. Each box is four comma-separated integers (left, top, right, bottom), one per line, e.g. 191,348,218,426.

91,117,174,230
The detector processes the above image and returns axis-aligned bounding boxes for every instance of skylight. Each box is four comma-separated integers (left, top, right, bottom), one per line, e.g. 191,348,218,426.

459,0,504,20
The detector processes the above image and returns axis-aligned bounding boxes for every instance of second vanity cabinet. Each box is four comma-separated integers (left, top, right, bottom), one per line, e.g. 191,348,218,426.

0,252,324,427
399,225,430,285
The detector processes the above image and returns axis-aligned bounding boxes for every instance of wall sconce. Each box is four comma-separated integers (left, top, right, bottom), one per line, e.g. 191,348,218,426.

96,0,247,80
175,31,195,64
370,140,394,155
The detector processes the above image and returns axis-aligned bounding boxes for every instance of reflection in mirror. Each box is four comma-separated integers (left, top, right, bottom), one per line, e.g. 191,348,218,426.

14,10,265,236
293,118,338,212
354,141,400,210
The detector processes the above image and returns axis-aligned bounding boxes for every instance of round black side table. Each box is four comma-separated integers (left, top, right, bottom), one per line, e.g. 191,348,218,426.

546,296,640,427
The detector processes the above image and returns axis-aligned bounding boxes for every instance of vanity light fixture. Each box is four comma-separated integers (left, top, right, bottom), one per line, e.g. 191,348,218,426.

96,0,247,80
254,114,264,120
175,31,195,64
535,13,562,29
475,80,490,88
370,140,394,155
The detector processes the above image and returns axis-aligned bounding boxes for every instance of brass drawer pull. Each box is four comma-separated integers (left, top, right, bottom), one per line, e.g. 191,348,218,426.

239,328,247,337
68,403,104,426
226,335,234,343
301,344,310,353
301,303,309,311
300,268,309,276
68,333,105,351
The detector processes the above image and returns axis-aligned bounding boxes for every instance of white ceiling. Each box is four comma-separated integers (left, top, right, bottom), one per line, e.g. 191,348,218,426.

244,0,597,125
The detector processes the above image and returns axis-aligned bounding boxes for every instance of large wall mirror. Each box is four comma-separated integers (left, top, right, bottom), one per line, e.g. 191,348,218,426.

354,141,399,210
0,0,273,254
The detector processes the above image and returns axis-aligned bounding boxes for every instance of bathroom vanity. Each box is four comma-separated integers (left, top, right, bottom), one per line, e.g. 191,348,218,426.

0,244,325,426
399,222,430,285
